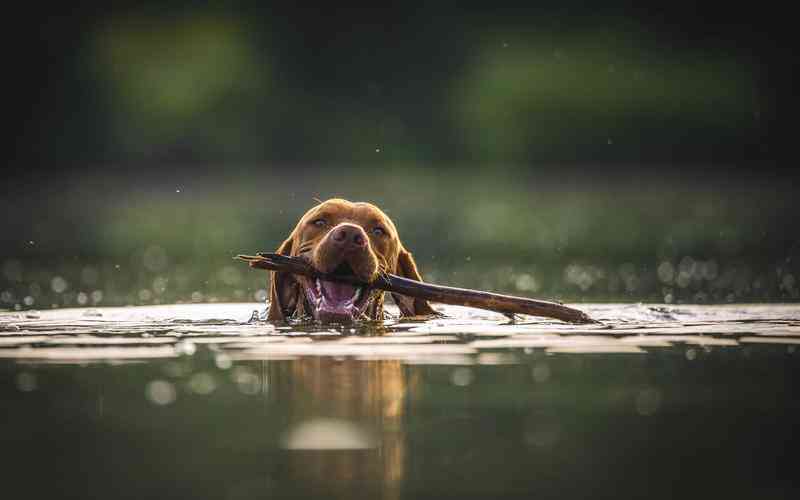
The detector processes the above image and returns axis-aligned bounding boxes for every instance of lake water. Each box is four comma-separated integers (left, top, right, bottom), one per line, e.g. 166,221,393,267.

2,303,799,499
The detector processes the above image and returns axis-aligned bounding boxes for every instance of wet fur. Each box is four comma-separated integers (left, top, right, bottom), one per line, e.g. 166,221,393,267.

266,199,436,321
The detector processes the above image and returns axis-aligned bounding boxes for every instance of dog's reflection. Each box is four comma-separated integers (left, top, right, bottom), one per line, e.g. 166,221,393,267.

273,357,413,500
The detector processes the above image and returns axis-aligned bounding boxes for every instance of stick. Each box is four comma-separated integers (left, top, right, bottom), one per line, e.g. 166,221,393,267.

236,253,597,324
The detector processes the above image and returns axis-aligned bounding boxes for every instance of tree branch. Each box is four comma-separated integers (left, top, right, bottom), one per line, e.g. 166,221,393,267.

237,253,597,324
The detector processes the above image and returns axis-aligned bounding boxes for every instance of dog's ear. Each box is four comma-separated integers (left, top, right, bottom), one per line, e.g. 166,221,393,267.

266,236,301,320
392,247,437,317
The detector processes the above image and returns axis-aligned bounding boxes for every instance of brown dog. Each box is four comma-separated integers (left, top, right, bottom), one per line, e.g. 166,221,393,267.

266,198,436,322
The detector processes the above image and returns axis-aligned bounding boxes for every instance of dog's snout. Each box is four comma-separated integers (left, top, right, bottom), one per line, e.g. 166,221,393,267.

330,223,367,250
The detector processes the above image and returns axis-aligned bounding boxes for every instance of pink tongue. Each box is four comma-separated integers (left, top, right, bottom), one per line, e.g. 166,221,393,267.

320,281,356,304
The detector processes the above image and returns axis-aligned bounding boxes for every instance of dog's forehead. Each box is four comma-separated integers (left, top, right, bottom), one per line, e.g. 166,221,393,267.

302,199,396,228
353,202,393,223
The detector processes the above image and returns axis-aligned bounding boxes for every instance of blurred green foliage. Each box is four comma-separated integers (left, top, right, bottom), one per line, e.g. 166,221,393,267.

20,6,766,165
452,30,756,161
92,13,271,156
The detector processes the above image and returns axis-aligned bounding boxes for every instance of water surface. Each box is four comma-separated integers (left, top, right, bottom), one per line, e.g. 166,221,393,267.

2,303,799,499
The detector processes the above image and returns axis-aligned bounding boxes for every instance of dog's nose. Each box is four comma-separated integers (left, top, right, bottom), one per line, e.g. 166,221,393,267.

330,223,367,249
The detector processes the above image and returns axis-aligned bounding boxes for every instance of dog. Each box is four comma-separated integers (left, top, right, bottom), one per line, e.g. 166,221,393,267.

266,198,436,322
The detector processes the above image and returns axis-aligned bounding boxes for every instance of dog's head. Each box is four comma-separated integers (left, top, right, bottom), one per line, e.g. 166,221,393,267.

266,198,436,322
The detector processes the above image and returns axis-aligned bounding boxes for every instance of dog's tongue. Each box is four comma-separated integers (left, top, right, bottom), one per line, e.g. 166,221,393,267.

316,280,359,322
320,281,356,304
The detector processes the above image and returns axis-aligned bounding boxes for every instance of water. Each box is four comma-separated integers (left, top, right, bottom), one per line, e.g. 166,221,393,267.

2,303,799,499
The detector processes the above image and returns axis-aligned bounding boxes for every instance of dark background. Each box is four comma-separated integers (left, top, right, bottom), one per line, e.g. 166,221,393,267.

3,2,798,309
7,2,794,170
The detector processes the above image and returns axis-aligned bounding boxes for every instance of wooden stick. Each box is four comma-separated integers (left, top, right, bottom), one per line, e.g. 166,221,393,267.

236,253,597,324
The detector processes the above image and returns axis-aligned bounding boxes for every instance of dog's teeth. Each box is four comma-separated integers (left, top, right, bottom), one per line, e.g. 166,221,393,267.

352,287,362,302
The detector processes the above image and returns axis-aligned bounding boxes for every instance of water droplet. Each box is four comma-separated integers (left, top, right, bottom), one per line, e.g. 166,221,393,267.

231,366,261,395
175,340,196,356
50,276,68,294
450,367,474,386
281,418,377,450
187,372,217,395
657,261,675,284
146,380,176,405
514,273,540,292
214,353,232,370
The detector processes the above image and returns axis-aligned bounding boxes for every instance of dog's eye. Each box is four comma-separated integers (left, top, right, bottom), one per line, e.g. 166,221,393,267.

372,226,386,237
311,218,327,227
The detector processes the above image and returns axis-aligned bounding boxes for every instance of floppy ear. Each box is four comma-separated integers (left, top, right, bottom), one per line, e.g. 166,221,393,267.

392,247,438,317
266,236,301,320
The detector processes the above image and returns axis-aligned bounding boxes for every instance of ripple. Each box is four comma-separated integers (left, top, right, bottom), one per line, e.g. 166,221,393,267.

0,303,798,364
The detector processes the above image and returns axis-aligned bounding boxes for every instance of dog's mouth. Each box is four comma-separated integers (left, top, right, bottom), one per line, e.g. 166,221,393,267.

303,262,373,323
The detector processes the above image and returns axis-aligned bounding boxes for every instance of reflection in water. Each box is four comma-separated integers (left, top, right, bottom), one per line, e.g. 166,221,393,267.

273,358,410,500
2,303,800,499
